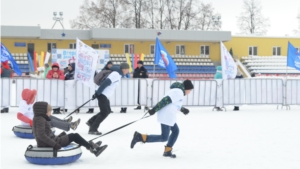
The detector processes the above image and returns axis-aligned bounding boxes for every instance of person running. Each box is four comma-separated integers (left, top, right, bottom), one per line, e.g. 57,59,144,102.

130,80,194,158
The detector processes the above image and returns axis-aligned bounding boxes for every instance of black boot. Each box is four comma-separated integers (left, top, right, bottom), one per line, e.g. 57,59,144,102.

86,109,94,114
233,106,239,111
90,145,108,157
88,130,102,135
86,115,97,127
123,108,127,113
134,105,141,110
130,131,146,149
163,146,176,158
1,108,9,113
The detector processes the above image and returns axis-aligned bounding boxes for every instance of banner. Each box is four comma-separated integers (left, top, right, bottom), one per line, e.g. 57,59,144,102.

44,52,50,64
1,43,22,76
220,41,237,80
75,38,98,87
51,49,109,70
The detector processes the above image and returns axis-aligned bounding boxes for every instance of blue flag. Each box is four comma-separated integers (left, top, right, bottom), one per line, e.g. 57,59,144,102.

1,43,22,76
287,42,300,71
154,38,177,78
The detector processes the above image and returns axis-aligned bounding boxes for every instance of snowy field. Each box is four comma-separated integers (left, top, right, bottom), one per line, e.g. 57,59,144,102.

1,105,300,169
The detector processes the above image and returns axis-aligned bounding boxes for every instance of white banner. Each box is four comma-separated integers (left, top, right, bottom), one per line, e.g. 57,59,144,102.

51,49,109,70
75,38,98,87
220,42,237,80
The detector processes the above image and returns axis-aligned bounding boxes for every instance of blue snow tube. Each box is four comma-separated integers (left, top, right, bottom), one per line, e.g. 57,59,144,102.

12,125,55,139
25,143,82,165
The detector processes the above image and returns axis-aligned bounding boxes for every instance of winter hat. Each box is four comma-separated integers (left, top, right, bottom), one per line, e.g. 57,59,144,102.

107,61,113,65
44,63,49,68
183,80,194,90
69,63,75,71
138,60,144,65
120,62,129,69
22,89,37,104
33,102,51,121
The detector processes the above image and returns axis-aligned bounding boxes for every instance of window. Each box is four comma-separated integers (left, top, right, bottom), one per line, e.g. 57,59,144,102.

47,43,56,53
272,47,281,56
248,46,258,56
69,43,76,49
176,45,185,55
150,44,155,54
201,46,210,55
124,44,134,54
91,44,99,49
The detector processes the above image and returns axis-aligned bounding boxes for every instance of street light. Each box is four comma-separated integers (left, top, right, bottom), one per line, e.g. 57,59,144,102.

52,11,65,29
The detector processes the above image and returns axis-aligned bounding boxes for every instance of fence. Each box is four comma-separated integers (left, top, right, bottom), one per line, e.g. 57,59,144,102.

286,79,300,106
1,78,299,109
150,79,217,107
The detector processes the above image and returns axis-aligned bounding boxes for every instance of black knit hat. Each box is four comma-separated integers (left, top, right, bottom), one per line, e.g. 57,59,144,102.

183,80,194,90
138,60,144,65
120,62,129,69
107,61,113,65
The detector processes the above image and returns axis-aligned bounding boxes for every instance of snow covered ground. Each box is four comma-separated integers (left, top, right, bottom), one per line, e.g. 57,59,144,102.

1,105,300,169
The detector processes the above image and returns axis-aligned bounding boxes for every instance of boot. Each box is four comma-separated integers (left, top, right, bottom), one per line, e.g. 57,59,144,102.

1,108,9,113
86,116,97,127
86,109,94,113
123,108,127,113
233,106,239,111
130,131,147,149
88,130,102,135
53,109,61,114
163,146,176,158
70,119,81,131
134,105,141,110
90,145,108,157
65,116,73,123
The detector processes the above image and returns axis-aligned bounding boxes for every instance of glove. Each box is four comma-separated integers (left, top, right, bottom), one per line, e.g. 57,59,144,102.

181,107,189,115
53,143,61,150
92,94,97,100
58,131,67,137
148,109,156,116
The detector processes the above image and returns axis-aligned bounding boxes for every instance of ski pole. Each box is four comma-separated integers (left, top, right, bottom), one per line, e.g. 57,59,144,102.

89,112,150,141
64,98,92,119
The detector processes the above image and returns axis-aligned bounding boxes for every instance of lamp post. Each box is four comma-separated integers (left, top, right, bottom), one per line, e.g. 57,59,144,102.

52,12,65,29
211,15,222,31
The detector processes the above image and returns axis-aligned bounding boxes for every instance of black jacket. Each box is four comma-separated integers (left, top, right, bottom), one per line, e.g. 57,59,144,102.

133,66,148,78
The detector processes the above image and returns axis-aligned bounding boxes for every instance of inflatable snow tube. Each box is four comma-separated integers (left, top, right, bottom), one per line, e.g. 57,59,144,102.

25,143,82,165
12,125,56,139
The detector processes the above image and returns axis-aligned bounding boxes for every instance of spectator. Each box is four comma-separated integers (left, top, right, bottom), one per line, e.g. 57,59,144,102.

1,61,13,113
234,68,243,111
120,73,130,113
87,61,113,114
43,63,51,78
133,60,148,110
46,63,65,114
63,63,79,113
214,66,223,111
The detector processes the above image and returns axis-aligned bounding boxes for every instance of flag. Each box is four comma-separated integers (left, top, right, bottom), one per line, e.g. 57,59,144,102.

154,38,177,78
287,42,300,71
125,53,133,73
140,53,145,61
27,52,34,72
134,54,139,69
44,52,50,64
40,51,44,67
0,43,22,76
220,41,237,80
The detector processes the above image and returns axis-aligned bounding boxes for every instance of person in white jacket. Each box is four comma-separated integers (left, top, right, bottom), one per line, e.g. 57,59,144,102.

130,80,194,158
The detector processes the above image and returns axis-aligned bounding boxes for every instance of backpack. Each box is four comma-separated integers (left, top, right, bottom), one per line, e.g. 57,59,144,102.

94,70,113,86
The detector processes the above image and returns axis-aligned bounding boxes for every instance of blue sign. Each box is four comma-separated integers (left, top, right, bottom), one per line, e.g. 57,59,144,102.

14,42,26,47
100,44,111,48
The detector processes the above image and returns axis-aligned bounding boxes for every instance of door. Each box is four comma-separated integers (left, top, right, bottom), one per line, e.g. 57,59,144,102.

27,43,34,59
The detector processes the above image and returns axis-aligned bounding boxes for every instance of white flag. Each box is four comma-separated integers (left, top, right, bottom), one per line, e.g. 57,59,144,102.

220,42,237,80
75,38,98,87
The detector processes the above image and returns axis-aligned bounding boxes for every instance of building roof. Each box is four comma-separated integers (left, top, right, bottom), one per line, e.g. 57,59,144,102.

1,25,231,42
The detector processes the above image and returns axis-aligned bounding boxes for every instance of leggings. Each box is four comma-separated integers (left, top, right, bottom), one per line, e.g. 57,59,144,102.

68,133,91,149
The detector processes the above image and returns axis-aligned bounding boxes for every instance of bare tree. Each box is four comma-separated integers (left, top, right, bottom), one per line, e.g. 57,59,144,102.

237,0,270,35
123,0,149,28
70,0,126,29
192,2,217,31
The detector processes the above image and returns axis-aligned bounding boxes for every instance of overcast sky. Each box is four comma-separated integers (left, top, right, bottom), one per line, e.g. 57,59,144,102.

1,0,299,36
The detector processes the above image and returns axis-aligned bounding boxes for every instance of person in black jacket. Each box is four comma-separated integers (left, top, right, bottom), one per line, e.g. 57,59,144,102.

133,60,148,110
86,61,113,114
